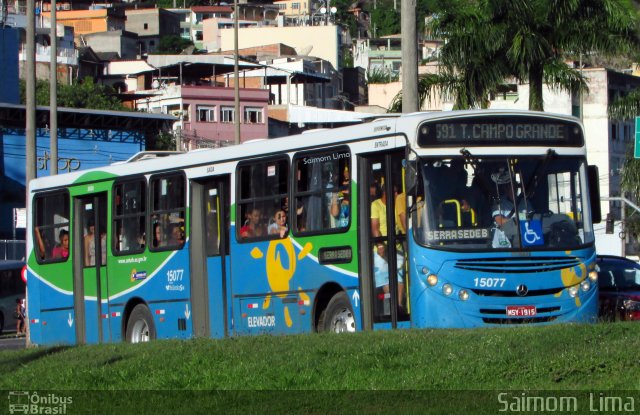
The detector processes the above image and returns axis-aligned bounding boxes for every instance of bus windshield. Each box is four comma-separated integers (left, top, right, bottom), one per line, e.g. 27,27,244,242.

413,155,595,251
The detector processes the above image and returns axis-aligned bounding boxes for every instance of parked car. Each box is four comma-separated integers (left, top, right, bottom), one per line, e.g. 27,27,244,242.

596,255,640,321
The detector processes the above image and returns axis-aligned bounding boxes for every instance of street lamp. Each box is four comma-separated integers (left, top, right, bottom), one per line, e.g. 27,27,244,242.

320,3,337,25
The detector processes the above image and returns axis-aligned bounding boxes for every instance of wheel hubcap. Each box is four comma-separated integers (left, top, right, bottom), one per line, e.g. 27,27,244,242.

131,320,150,343
330,307,355,333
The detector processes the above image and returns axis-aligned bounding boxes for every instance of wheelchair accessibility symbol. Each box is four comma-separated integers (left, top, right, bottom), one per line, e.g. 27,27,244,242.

520,220,544,246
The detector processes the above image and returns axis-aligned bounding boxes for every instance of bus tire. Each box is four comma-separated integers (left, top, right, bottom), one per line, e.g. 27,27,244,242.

0,313,4,335
318,291,355,333
125,304,156,343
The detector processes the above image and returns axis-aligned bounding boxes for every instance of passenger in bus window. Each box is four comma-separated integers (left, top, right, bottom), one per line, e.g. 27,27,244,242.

295,199,306,232
340,165,350,194
330,191,349,228
52,229,69,259
84,219,96,266
152,222,162,248
490,168,529,248
168,223,184,246
100,229,107,265
268,209,288,238
240,208,265,238
371,182,405,307
34,226,50,259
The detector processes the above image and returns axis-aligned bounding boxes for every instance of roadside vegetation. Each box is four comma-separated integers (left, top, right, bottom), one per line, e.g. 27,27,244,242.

1,322,638,390
1,323,638,412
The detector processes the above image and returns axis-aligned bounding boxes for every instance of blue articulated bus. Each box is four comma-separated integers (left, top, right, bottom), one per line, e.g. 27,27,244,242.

25,110,601,345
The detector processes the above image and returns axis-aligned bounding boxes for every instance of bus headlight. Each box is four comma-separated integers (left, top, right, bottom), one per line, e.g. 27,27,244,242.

568,286,579,298
442,283,453,296
458,289,469,301
588,270,598,282
580,280,591,292
427,274,438,286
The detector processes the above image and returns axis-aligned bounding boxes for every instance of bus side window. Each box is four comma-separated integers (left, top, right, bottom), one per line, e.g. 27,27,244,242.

33,191,70,263
150,173,185,251
293,148,350,234
236,157,289,242
113,179,146,255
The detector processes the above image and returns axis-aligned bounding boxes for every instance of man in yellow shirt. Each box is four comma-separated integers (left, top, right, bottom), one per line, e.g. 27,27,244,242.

371,187,405,308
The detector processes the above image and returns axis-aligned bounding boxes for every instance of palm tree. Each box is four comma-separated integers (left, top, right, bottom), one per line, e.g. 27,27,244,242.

391,0,640,112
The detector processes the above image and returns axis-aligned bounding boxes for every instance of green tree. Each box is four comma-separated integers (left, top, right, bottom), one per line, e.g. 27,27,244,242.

392,0,640,112
152,131,178,151
20,77,129,111
369,0,400,37
333,0,358,38
390,1,509,112
156,35,194,55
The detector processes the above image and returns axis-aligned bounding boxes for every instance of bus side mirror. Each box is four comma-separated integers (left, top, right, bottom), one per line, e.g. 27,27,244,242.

588,165,601,224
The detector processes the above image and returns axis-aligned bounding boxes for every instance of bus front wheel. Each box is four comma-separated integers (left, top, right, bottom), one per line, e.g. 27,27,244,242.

318,292,355,333
126,304,156,343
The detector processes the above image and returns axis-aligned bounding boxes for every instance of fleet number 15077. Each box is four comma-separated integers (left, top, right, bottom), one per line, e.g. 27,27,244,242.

473,277,506,288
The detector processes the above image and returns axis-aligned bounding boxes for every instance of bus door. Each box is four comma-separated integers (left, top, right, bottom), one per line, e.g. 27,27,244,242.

360,151,409,328
73,193,109,344
189,176,231,338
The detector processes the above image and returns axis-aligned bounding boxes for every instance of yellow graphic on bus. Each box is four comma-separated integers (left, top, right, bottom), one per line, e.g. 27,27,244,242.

561,262,586,307
252,239,312,328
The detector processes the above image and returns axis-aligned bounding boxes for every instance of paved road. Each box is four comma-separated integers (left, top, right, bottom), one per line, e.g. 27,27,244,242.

0,335,26,350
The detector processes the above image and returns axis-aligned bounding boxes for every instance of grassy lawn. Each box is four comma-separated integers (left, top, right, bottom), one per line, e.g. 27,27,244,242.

0,322,638,413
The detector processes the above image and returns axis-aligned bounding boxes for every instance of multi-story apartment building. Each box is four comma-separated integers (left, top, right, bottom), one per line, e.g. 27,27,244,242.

81,30,139,59
354,35,402,78
42,6,126,37
190,5,233,50
202,17,259,53
125,8,181,55
1,4,78,83
273,0,312,18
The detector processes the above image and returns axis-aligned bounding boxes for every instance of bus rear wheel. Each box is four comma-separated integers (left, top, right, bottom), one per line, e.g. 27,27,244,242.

126,304,156,343
318,292,355,333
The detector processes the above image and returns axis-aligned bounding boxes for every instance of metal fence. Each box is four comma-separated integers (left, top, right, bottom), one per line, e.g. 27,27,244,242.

0,240,26,261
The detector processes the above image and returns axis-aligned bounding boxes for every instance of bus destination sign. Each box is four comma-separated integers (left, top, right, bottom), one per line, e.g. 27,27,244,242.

417,116,583,147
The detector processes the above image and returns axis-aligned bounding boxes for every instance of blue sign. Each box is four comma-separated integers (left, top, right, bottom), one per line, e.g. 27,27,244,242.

520,220,544,246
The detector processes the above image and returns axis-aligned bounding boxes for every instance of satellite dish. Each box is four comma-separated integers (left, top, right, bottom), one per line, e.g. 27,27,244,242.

320,6,327,13
330,6,337,13
298,45,313,56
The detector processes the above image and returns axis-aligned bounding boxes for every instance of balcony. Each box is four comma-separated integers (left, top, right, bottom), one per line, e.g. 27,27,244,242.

18,44,78,66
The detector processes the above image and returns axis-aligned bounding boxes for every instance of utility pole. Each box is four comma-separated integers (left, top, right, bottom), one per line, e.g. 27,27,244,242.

401,0,418,113
26,0,36,184
50,0,58,175
233,0,240,145
25,0,37,350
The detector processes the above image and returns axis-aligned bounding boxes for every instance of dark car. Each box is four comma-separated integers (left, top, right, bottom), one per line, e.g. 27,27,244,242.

596,255,640,321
